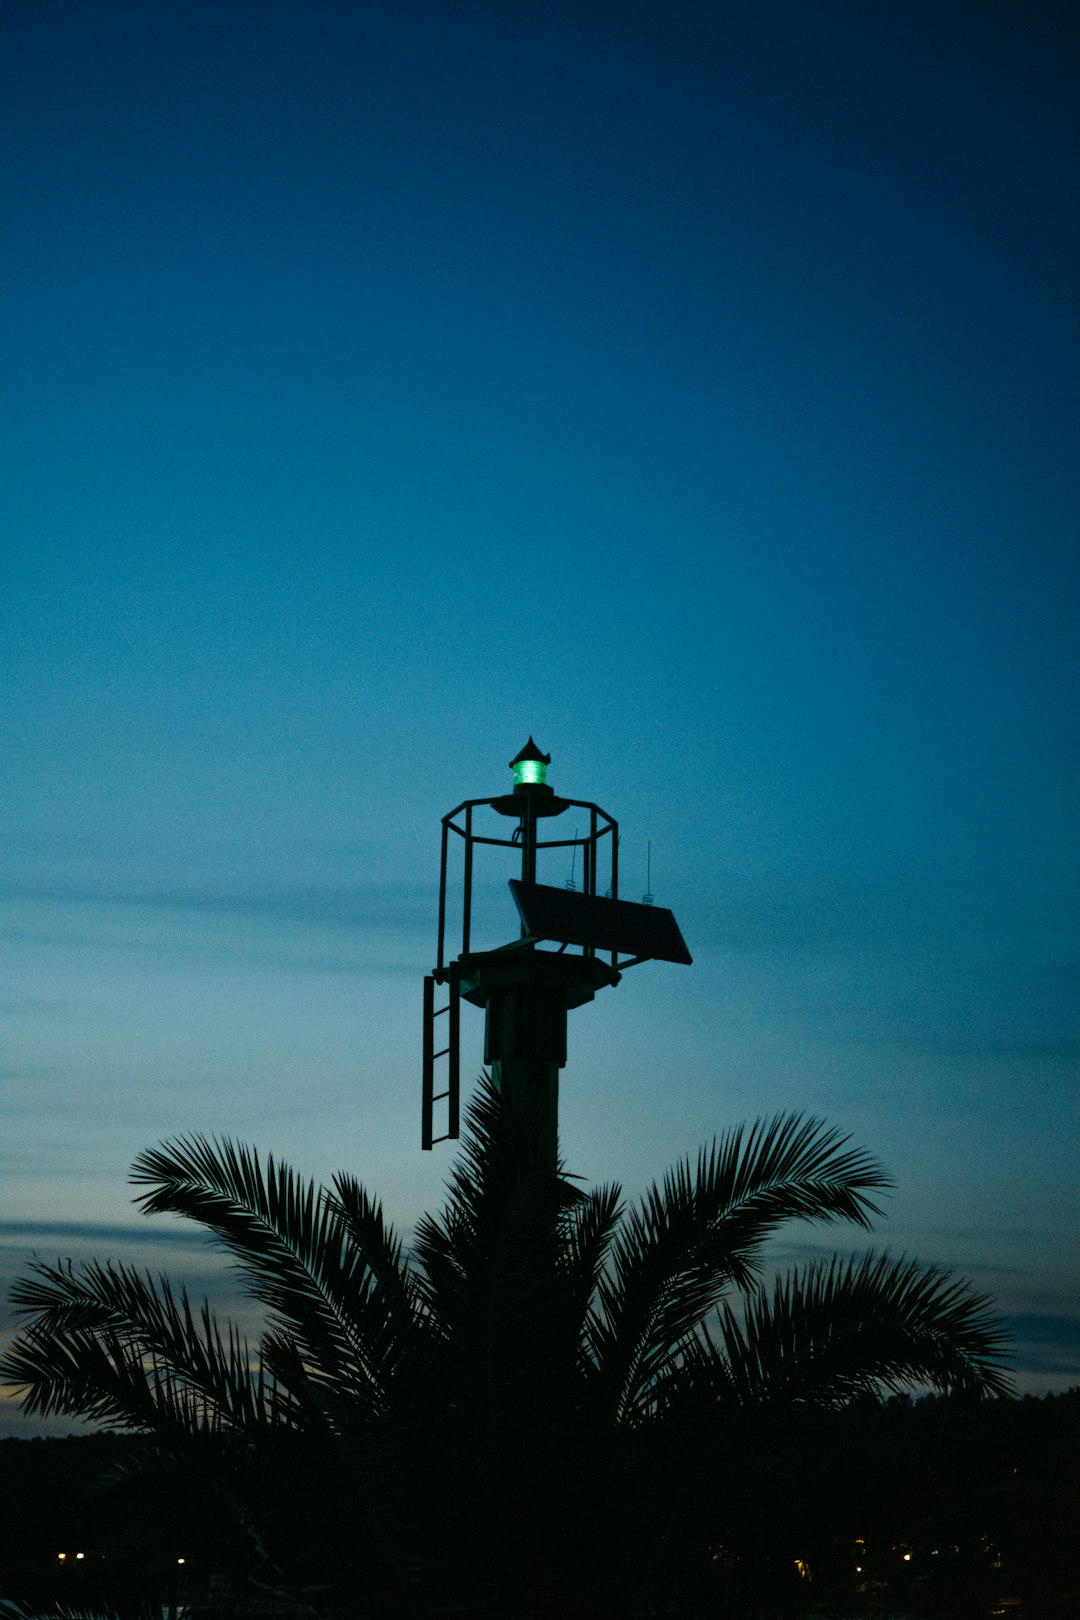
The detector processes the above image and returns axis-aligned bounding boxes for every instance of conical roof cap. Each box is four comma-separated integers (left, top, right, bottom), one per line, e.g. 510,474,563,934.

509,736,551,767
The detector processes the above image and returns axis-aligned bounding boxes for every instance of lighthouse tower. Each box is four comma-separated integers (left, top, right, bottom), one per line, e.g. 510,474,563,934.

422,741,691,1160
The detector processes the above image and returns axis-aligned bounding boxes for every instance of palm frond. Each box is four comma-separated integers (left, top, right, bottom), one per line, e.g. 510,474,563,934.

130,1136,406,1403
326,1175,420,1380
591,1112,892,1419
1,1604,162,1620
699,1250,1013,1405
2,1258,289,1431
561,1181,624,1373
413,1076,581,1313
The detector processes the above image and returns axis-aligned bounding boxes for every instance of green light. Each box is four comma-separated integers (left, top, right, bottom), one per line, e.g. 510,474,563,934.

513,758,547,787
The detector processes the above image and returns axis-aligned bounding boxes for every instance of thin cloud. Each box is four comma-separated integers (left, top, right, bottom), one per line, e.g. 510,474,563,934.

1004,1313,1080,1375
0,1220,210,1250
929,1037,1080,1063
0,875,437,932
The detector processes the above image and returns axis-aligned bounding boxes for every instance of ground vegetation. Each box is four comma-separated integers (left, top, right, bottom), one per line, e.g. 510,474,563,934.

1,1082,1014,1618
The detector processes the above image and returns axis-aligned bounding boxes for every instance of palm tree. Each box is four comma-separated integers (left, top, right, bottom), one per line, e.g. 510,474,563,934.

1,1080,1009,1618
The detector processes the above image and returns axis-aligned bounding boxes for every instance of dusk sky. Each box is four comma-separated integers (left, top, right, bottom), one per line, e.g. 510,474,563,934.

2,0,1077,1431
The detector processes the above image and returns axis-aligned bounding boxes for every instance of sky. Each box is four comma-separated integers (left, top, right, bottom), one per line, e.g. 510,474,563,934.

1,0,1077,1432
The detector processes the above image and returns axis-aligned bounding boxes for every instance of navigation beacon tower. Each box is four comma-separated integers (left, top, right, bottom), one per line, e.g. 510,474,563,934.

422,740,691,1158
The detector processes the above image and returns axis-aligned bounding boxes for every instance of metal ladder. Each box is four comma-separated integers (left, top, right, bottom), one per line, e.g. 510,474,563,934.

422,964,460,1149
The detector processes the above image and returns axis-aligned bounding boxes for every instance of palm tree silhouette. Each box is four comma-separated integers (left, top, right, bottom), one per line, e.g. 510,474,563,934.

2,1080,1009,1618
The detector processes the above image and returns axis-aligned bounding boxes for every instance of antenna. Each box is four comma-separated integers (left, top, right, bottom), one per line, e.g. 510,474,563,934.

564,827,579,890
642,839,653,905
605,833,619,898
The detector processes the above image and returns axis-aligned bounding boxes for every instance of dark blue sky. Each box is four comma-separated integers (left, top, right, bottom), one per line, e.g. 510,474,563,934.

2,0,1077,1425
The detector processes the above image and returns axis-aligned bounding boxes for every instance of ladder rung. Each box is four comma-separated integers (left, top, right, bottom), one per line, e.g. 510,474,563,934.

433,1004,450,1018
432,1088,450,1102
433,1046,450,1060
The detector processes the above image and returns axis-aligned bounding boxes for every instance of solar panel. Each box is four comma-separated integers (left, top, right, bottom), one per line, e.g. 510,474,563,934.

508,880,692,966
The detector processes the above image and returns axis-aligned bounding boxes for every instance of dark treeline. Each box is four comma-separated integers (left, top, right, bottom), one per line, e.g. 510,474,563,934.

1,1388,1076,1619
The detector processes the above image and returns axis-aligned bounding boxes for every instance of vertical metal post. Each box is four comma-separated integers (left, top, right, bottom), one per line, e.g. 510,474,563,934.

421,975,435,1151
610,817,619,966
447,962,460,1139
520,798,537,941
436,819,449,974
463,804,473,955
518,803,527,937
582,822,592,956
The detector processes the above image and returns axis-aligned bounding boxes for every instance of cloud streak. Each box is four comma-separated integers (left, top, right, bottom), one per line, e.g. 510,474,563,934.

1,1220,210,1250
1003,1313,1080,1375
0,875,438,932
